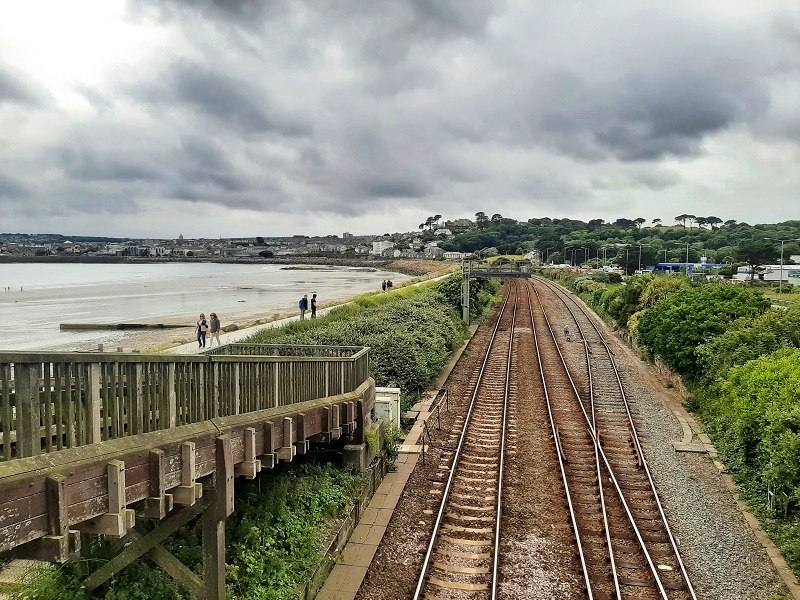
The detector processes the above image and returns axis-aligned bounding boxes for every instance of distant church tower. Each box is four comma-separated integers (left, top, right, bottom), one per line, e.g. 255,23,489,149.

177,233,185,246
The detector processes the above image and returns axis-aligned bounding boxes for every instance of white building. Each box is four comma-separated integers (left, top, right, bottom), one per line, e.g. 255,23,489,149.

434,228,453,237
371,240,395,255
443,251,465,260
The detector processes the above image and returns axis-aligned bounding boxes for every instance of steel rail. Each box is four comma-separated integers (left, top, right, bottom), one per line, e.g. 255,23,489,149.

412,283,515,600
528,279,670,599
535,275,698,599
526,283,595,598
491,282,516,599
581,332,622,598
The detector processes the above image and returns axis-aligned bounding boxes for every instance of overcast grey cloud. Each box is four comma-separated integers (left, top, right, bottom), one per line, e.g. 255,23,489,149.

0,1,798,238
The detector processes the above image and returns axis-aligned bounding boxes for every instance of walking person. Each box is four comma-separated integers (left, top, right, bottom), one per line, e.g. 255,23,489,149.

209,312,221,347
386,279,393,290
196,313,208,349
299,294,309,320
382,280,387,292
310,293,317,319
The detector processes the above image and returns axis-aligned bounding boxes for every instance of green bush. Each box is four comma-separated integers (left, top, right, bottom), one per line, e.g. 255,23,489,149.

696,305,800,379
244,275,487,394
703,350,800,506
637,284,769,376
13,463,369,600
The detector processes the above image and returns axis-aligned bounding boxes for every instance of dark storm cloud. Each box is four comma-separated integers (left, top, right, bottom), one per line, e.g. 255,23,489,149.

0,171,29,198
2,1,799,235
0,66,46,106
134,60,310,136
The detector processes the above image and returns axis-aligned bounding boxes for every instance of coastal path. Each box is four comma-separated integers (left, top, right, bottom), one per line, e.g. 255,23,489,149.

0,343,376,600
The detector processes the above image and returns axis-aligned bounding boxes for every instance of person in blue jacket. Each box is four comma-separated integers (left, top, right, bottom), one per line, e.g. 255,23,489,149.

299,294,309,320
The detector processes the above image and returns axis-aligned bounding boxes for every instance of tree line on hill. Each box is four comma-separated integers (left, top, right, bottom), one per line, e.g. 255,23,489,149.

430,213,800,274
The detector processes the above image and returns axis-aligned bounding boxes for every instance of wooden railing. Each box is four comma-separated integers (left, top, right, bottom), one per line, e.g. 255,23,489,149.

0,344,370,461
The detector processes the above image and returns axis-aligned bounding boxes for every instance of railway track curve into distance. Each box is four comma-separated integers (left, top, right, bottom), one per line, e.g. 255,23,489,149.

528,276,697,600
414,281,519,599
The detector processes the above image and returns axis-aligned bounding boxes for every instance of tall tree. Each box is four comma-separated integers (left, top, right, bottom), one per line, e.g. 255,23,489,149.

475,212,489,228
491,213,503,222
734,241,780,281
614,217,634,229
695,216,709,229
706,216,723,230
652,218,662,227
686,214,697,228
724,219,737,227
675,214,689,228
433,214,442,228
588,218,605,230
634,217,647,230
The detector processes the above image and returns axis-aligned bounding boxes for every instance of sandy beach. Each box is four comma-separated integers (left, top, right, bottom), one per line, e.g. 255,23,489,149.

0,260,451,353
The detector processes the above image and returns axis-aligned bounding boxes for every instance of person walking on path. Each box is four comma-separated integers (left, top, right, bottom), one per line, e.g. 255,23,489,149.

209,313,221,347
386,279,393,290
196,313,208,349
310,293,317,319
299,294,309,320
382,280,387,292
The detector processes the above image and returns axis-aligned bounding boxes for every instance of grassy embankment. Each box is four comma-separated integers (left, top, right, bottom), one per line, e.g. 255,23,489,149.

544,268,800,582
12,273,497,600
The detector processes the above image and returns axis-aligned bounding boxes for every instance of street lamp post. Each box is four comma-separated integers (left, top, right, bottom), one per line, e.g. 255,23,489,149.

764,238,800,295
636,243,651,274
544,247,553,265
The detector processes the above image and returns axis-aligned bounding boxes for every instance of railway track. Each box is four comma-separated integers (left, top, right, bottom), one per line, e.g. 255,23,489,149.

528,277,696,600
414,282,518,599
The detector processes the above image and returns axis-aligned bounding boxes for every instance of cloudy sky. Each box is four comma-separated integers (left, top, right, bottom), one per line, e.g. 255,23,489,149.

0,1,798,238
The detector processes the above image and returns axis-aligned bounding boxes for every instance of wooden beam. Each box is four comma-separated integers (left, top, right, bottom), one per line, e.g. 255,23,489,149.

82,496,209,592
126,529,205,600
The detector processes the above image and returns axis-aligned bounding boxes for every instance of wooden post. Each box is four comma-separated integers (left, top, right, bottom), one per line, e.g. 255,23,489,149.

173,441,200,506
87,363,102,444
235,427,261,479
355,399,365,444
167,363,177,429
261,421,277,469
202,487,226,600
79,460,135,536
233,363,240,415
276,417,296,462
294,413,309,455
14,363,41,458
141,449,173,519
203,435,233,600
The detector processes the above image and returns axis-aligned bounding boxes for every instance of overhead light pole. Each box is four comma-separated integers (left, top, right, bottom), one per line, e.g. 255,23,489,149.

764,238,800,295
636,243,651,274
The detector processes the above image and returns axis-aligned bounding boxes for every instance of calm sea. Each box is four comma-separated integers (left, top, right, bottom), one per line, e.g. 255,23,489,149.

0,262,408,351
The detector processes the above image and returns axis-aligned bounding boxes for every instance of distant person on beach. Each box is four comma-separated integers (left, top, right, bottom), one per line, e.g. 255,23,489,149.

196,313,208,348
299,294,309,320
386,279,393,290
209,313,221,347
310,293,317,319
382,280,387,292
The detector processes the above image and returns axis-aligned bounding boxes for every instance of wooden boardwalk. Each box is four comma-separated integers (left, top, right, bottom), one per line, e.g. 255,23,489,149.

0,343,376,599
